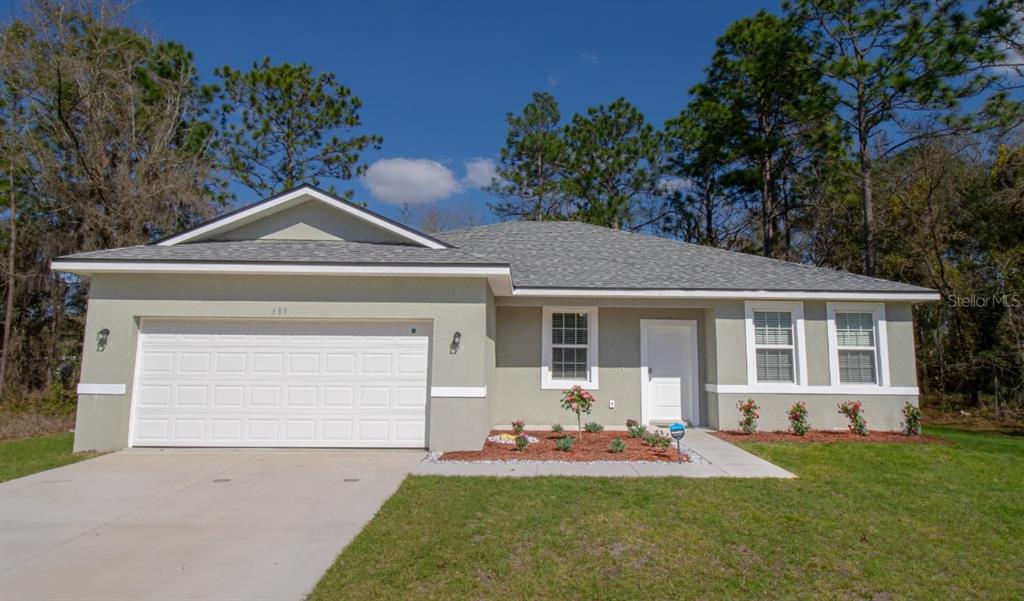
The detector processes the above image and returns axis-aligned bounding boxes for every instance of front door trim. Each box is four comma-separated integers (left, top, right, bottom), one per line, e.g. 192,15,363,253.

640,319,700,426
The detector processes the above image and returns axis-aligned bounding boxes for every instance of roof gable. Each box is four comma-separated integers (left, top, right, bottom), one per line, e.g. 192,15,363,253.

157,185,449,249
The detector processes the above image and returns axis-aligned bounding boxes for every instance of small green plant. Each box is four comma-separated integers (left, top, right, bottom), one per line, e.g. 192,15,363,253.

608,437,626,453
626,419,648,438
788,401,810,436
560,385,595,441
514,433,529,452
511,419,525,435
737,398,760,434
838,400,868,436
551,423,564,434
901,402,922,436
643,430,672,449
554,436,575,452
583,421,604,433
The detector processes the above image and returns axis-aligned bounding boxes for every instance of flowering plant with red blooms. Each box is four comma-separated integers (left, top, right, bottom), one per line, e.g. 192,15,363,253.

737,399,760,434
511,419,525,435
560,385,595,440
838,400,868,436
626,418,639,428
788,401,810,436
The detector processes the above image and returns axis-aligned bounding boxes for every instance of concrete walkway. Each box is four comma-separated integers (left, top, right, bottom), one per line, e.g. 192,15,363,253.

0,448,424,601
413,428,795,478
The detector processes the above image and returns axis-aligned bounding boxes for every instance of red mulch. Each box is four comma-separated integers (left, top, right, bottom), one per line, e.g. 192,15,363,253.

439,430,684,462
711,430,946,444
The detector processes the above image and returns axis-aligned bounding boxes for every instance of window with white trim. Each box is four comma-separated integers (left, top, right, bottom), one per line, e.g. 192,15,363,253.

551,312,589,379
744,300,806,387
834,312,877,384
827,302,889,387
753,310,795,382
541,307,598,389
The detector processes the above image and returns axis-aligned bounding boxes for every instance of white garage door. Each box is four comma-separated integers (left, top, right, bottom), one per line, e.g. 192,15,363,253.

130,319,429,447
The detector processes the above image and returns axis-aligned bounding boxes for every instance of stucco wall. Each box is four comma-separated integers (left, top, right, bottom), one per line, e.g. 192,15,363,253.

74,273,489,451
708,392,918,431
215,199,410,243
489,304,706,428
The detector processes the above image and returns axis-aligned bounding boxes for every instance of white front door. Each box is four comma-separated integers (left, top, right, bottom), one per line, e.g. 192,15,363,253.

130,318,429,448
642,320,699,425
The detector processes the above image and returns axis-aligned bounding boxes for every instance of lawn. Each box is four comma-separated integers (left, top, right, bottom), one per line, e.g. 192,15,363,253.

0,432,97,483
310,427,1024,600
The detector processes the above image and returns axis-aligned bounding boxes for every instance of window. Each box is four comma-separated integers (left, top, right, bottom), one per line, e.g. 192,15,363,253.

754,311,795,382
827,303,889,387
835,313,876,383
552,312,589,379
744,301,807,387
542,307,598,389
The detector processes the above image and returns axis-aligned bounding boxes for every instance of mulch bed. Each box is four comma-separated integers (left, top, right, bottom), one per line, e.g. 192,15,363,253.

439,430,684,462
711,430,945,444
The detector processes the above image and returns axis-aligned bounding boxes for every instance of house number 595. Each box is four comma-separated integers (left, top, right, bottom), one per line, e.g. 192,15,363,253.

271,307,288,316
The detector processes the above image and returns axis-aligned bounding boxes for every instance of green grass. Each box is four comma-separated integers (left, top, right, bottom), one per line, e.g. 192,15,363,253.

310,427,1024,600
0,432,97,483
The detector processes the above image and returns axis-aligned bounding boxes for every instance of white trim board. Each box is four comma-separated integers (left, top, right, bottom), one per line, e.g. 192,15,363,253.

430,386,487,398
76,383,126,395
157,186,448,249
51,261,511,278
512,288,940,302
705,384,919,396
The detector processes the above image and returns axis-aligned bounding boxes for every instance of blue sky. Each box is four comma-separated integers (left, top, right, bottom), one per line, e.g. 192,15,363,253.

10,0,780,221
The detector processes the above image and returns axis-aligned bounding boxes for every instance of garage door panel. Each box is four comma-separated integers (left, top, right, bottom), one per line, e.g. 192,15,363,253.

132,320,428,447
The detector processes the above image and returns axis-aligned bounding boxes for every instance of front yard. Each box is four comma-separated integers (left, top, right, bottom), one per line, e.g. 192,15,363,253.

0,432,97,483
310,426,1024,600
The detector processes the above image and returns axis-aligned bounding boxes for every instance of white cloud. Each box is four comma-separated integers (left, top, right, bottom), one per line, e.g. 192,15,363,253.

578,52,600,65
362,158,460,204
461,158,497,188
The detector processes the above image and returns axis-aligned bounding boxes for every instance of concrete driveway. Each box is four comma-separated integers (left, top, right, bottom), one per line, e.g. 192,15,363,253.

0,448,424,601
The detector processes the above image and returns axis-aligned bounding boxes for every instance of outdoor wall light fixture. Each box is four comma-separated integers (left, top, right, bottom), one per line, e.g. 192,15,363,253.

450,331,462,354
96,328,110,352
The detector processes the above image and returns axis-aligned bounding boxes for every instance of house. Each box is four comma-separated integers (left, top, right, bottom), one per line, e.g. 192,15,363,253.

52,185,939,452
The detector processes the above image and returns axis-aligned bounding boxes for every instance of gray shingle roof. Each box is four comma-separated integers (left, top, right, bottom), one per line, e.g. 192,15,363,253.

435,221,933,293
61,239,500,266
58,220,933,294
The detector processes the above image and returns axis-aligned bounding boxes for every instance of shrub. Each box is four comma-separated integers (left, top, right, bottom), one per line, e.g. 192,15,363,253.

514,434,529,452
901,402,922,436
838,400,868,436
560,385,595,440
554,436,575,452
626,418,638,428
788,401,810,436
551,423,564,434
583,421,604,433
736,398,760,434
608,437,626,453
643,430,672,449
511,419,525,435
627,422,648,438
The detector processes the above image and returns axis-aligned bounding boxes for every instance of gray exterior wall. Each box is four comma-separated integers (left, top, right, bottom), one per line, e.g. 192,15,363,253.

707,393,918,432
74,273,490,452
72,271,923,452
214,199,410,243
489,301,707,428
490,298,920,433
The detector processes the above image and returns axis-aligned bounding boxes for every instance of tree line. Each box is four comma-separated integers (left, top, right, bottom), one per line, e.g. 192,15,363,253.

489,0,1024,411
0,0,1022,414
